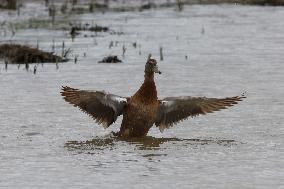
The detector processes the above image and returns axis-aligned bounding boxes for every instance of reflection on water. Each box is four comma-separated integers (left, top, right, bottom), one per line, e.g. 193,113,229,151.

65,135,238,153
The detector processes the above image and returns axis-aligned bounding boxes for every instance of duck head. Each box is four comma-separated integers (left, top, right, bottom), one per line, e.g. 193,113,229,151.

145,58,162,75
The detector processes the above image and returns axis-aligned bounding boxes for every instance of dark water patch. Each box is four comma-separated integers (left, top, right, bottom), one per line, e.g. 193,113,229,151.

124,159,139,162
121,136,174,150
65,135,238,154
181,138,237,146
125,137,238,149
142,153,168,157
25,132,41,136
65,136,116,151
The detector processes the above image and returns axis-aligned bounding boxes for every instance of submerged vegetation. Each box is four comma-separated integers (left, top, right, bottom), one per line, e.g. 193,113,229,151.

70,23,109,39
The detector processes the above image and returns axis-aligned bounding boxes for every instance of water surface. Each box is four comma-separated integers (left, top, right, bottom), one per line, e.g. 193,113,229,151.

0,4,283,189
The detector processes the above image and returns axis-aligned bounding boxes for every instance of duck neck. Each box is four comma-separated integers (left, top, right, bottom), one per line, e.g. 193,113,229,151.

144,70,154,81
135,71,157,102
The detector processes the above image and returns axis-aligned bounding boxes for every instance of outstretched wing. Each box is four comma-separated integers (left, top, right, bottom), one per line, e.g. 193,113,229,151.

61,86,128,128
155,95,245,132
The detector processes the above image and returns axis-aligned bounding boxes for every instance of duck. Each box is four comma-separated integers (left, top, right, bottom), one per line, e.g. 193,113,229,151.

61,58,245,138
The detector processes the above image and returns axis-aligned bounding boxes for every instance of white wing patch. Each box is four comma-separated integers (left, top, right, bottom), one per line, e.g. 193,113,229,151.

112,96,127,103
161,100,174,106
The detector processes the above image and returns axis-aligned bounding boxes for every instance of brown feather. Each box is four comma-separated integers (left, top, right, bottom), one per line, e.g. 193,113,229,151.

155,95,246,131
61,86,127,128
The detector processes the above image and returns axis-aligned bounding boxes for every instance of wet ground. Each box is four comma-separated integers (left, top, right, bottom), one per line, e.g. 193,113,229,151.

0,2,284,189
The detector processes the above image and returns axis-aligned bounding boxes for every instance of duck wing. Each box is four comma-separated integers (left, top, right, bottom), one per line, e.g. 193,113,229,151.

155,95,245,132
61,86,128,128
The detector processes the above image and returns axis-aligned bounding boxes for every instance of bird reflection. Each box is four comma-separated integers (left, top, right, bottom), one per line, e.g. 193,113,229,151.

65,135,237,152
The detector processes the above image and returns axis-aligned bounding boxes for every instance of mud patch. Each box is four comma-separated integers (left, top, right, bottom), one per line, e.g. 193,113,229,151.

0,44,68,64
99,55,122,63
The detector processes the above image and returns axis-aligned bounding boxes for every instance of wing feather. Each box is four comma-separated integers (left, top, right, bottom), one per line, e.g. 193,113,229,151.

61,86,127,128
155,95,245,132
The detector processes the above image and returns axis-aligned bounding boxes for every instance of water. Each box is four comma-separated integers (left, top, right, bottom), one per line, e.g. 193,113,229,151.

0,3,284,189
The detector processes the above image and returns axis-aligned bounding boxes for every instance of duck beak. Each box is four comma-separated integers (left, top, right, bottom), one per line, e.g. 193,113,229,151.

154,65,162,74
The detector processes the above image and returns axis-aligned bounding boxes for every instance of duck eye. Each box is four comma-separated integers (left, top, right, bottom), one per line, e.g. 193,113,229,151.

149,60,156,65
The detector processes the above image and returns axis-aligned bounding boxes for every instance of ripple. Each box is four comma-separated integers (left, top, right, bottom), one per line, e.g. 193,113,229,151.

25,132,41,136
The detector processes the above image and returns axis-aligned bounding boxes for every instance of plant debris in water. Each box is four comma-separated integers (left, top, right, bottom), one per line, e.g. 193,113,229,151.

89,25,109,32
70,24,110,39
70,24,109,32
70,24,109,37
99,55,122,63
0,44,67,64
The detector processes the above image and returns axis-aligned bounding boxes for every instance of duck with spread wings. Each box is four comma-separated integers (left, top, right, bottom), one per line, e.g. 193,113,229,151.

61,58,245,138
